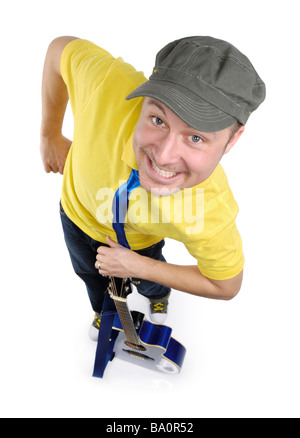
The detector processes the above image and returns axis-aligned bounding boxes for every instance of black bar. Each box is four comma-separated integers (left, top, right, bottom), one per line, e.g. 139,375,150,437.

100,419,200,433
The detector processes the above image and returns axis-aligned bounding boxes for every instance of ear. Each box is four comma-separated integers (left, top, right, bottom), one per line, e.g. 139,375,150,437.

224,125,245,155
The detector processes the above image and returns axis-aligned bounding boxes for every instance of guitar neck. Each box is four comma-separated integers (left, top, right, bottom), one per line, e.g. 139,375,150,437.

113,297,140,347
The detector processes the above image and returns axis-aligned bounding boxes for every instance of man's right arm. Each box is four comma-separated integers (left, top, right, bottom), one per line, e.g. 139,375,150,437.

40,36,79,174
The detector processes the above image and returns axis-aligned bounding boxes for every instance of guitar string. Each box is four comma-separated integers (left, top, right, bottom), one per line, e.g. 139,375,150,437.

110,277,140,345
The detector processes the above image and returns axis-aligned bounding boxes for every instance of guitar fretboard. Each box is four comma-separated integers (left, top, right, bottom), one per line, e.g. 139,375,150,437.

113,298,141,347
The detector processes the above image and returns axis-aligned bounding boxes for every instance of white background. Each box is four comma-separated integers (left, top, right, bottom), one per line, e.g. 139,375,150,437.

1,0,299,418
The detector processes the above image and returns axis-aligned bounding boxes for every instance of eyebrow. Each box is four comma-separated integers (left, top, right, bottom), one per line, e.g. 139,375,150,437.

147,99,167,116
147,98,218,139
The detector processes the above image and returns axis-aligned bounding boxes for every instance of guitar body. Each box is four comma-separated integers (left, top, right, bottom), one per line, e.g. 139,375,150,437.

112,310,186,374
93,277,187,377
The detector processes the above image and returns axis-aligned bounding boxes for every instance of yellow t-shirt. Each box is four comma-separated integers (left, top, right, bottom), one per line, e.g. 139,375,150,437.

60,39,244,280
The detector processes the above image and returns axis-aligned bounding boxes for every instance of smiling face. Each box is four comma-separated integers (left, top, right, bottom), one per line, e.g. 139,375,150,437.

132,98,244,195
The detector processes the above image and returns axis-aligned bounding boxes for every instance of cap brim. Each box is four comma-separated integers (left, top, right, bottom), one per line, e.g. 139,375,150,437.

126,80,237,133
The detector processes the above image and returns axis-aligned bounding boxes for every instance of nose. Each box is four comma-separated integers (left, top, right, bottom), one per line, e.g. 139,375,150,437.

153,132,182,167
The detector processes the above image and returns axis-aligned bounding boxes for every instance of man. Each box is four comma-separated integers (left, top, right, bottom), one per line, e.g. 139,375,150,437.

40,36,265,339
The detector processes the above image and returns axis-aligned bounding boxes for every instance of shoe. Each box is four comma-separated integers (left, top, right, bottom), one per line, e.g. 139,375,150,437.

89,312,101,341
149,294,170,324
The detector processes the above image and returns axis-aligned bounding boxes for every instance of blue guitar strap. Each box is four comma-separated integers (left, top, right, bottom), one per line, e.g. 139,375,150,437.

93,169,140,378
92,305,117,378
112,168,140,249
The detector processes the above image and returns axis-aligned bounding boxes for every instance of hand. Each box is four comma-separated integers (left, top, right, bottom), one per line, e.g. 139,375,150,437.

95,236,142,278
40,133,72,174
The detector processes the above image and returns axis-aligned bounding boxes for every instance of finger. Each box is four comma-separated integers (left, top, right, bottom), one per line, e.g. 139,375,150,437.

106,236,121,247
97,246,107,255
49,165,59,174
97,247,102,254
95,261,109,277
58,165,65,175
42,159,52,173
95,254,102,266
95,260,101,270
44,164,52,173
95,260,104,274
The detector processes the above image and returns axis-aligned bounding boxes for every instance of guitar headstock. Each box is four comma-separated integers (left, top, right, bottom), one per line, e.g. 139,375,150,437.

107,277,133,300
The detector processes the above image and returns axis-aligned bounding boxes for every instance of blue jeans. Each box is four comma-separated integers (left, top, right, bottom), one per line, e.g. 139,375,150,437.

59,202,171,313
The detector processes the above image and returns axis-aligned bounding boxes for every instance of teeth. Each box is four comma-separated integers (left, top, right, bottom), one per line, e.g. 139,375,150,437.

151,160,178,178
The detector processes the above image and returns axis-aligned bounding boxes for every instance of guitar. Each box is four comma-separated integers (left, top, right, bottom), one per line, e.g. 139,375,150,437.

107,277,186,374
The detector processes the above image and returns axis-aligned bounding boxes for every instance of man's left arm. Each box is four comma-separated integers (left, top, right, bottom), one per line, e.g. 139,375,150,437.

95,237,243,300
134,258,243,300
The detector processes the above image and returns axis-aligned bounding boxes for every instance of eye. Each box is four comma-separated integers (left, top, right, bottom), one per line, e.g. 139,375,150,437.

152,116,164,126
190,135,203,144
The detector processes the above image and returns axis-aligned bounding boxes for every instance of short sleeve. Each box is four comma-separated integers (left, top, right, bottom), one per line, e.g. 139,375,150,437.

185,222,245,280
60,39,115,117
